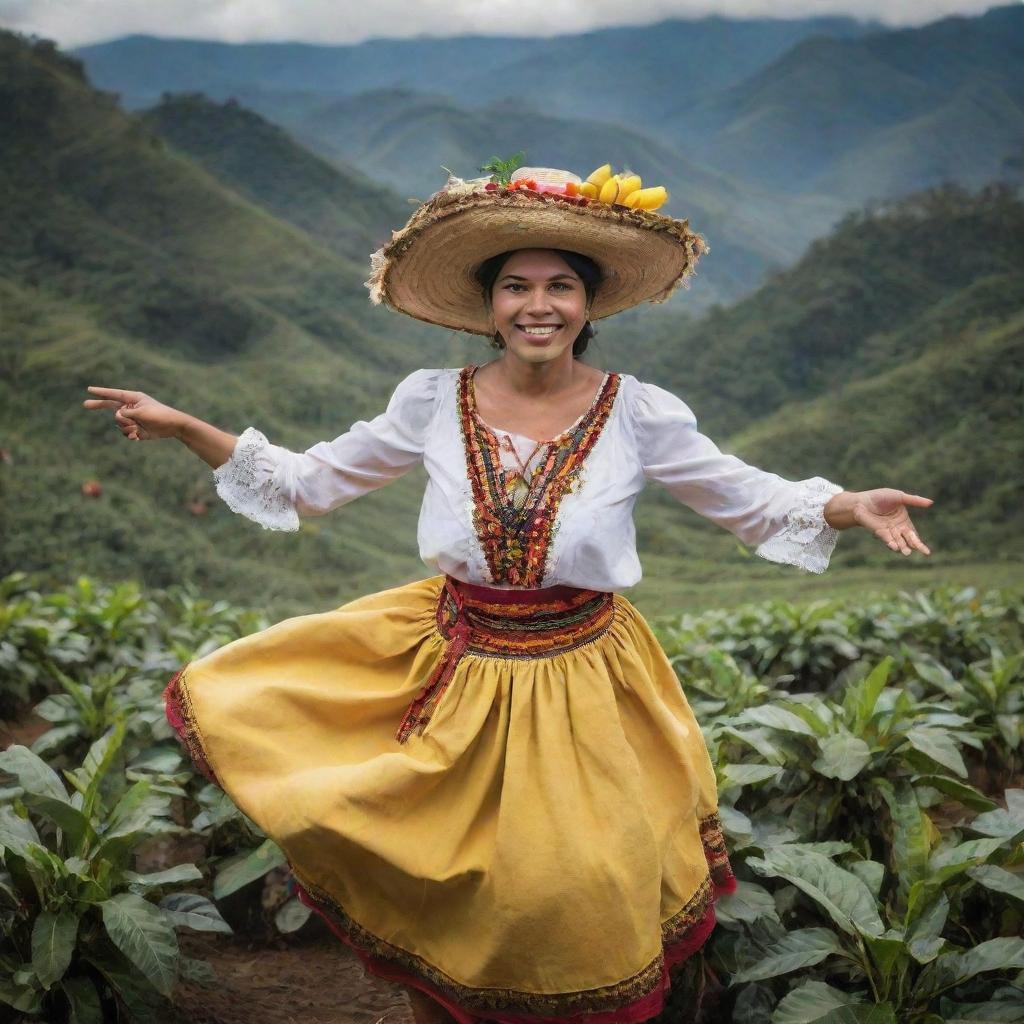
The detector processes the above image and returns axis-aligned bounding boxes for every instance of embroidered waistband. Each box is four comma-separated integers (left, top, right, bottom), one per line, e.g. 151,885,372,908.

395,577,614,743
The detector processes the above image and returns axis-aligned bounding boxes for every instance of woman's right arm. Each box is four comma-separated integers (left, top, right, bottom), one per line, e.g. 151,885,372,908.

83,370,444,532
175,414,238,470
82,386,237,468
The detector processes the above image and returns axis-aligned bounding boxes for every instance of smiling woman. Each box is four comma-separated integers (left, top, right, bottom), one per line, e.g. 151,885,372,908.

86,160,934,1024
475,247,602,360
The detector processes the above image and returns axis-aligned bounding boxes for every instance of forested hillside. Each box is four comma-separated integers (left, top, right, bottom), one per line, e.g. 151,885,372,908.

1,30,1019,620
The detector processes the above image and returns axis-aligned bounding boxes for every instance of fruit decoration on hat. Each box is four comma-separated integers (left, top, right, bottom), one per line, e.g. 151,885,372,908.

437,152,669,211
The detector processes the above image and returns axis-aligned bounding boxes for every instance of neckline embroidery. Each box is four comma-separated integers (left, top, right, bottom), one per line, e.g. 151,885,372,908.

457,365,622,587
468,369,612,445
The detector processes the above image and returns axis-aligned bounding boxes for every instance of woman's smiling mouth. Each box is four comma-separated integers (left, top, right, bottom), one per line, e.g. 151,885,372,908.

517,324,562,337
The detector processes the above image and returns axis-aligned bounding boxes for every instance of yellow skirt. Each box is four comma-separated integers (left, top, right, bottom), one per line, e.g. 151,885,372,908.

164,575,736,1024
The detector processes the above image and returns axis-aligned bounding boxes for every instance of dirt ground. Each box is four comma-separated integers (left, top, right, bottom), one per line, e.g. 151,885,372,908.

174,927,414,1024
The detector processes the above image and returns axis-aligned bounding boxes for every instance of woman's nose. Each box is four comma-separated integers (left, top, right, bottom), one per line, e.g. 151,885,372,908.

524,288,554,312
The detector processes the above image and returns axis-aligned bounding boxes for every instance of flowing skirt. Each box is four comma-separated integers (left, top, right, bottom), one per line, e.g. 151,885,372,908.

164,575,736,1024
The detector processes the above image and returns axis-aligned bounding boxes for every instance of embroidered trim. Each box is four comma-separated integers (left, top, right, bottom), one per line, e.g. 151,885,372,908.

212,427,300,533
396,578,615,743
457,366,622,587
755,477,844,574
163,665,221,787
293,861,719,1017
699,811,738,896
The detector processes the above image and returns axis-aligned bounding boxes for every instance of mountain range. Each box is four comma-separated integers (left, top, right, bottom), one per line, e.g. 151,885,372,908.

70,6,1024,309
0,25,1020,619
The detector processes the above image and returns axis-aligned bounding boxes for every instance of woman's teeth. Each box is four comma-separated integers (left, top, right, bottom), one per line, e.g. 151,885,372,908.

520,325,560,335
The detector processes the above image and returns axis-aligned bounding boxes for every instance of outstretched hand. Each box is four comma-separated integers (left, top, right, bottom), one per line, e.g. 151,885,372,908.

853,489,933,556
82,386,182,442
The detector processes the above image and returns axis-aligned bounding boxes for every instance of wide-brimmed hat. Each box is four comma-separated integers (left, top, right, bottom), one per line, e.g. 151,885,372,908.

365,162,709,336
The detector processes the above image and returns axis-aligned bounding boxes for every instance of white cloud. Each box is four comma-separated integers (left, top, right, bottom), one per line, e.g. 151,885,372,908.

0,0,1008,48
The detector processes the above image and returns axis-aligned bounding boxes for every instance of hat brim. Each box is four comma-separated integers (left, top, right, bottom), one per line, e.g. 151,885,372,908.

366,188,709,336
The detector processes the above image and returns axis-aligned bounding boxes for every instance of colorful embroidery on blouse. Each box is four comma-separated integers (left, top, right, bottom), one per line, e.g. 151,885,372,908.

395,577,615,743
457,365,621,587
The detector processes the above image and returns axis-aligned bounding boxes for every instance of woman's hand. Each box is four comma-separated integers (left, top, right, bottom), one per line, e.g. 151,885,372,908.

837,488,933,556
82,386,184,442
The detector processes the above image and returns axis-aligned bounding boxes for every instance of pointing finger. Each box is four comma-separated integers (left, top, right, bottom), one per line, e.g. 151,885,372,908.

86,386,135,403
900,493,934,506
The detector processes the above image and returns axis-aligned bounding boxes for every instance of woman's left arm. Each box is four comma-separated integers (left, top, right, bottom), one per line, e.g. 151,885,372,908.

823,489,933,556
630,381,934,573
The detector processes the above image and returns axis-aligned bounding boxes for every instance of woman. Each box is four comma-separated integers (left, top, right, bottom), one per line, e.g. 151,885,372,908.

83,164,932,1024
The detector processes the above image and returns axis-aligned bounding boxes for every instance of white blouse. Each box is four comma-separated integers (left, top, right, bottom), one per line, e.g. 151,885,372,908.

212,368,844,591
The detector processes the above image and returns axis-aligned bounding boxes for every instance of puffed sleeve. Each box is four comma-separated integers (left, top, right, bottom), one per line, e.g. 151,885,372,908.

211,368,442,532
630,380,844,574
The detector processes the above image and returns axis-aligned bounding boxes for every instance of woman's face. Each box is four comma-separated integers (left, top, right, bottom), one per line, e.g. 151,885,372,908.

489,249,588,366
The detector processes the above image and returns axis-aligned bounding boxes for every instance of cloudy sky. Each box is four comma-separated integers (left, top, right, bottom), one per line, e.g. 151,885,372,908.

0,0,1010,48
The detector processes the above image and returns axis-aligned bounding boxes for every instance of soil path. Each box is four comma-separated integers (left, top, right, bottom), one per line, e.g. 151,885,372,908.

176,928,414,1024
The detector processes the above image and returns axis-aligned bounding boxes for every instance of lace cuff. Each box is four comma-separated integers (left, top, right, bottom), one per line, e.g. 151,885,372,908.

755,477,844,574
212,427,300,532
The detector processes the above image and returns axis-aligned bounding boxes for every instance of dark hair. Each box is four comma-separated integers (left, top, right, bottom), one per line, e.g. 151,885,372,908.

474,249,602,358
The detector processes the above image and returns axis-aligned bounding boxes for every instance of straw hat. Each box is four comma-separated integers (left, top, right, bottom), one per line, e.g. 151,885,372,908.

365,163,709,336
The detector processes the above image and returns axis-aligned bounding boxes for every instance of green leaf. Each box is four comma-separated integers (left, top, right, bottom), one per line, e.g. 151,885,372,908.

939,997,1024,1021
0,975,43,1013
849,860,885,899
723,726,785,764
861,929,909,982
159,893,232,934
30,725,79,759
813,733,871,781
85,951,165,1023
747,847,884,938
0,803,41,857
732,928,844,983
123,865,203,890
930,837,1007,872
213,839,286,899
969,791,1024,840
967,864,1024,904
274,897,312,933
912,775,998,812
76,722,125,814
737,705,818,737
772,980,894,1024
843,656,892,732
0,744,70,803
23,794,92,852
714,880,780,926
916,937,1024,999
99,893,179,997
61,974,103,1024
905,727,968,778
875,778,931,889
128,748,183,775
721,764,783,788
906,892,949,964
31,909,78,989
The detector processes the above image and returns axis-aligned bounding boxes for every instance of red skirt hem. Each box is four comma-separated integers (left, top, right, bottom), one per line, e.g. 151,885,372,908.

295,872,737,1024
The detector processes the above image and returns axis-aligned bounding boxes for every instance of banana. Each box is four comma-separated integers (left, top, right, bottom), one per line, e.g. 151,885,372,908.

578,181,599,200
617,174,642,201
629,186,668,211
586,163,613,189
598,175,622,204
